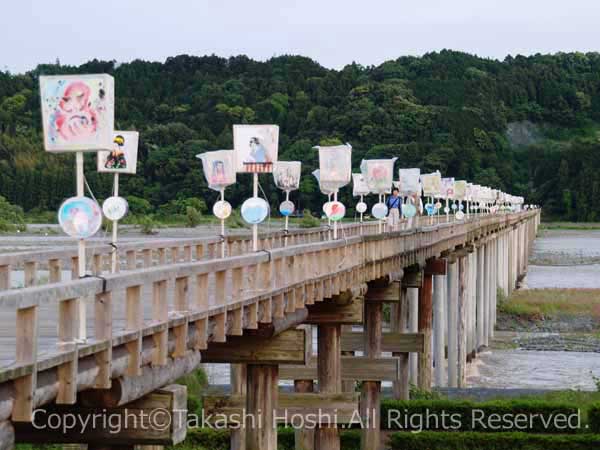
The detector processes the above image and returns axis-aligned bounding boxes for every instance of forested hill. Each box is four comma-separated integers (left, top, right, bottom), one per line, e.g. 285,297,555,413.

1,50,600,221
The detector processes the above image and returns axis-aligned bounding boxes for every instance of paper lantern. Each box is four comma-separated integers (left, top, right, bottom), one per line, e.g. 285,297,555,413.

233,125,279,173
97,131,139,174
197,150,237,191
273,161,301,191
316,144,352,192
40,74,114,152
398,168,421,195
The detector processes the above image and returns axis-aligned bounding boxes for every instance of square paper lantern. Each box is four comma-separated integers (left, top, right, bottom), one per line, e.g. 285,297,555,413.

273,161,301,192
360,158,397,194
352,173,370,196
40,74,115,152
441,177,455,199
398,168,421,195
316,144,352,192
198,150,237,191
97,131,139,174
421,172,442,197
233,124,279,173
454,180,467,200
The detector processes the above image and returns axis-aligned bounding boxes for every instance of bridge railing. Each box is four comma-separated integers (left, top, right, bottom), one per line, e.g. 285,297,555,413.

0,221,381,290
0,210,539,422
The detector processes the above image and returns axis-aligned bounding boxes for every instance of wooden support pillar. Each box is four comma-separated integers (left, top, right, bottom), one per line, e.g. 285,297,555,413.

360,301,382,450
246,364,278,450
491,238,497,336
294,380,315,450
418,273,433,390
483,242,490,346
432,274,446,387
231,364,247,450
408,288,419,385
315,324,341,450
457,254,468,388
446,260,458,388
476,243,485,350
391,288,409,400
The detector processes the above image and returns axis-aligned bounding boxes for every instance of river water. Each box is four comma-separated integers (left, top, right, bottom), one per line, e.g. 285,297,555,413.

467,229,600,391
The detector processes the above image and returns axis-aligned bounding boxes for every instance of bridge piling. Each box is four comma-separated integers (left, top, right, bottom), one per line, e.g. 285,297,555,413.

315,324,342,450
432,272,446,387
446,259,458,388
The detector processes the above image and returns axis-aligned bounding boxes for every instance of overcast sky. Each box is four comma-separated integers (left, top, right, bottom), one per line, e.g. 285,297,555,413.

3,0,600,73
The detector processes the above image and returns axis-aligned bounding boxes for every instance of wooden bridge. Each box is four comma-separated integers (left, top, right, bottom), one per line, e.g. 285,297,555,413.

0,210,539,450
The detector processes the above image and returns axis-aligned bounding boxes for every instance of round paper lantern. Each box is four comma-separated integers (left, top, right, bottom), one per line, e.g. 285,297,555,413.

241,197,269,224
356,201,367,214
324,201,346,221
213,200,232,220
435,201,442,210
371,203,388,220
58,196,102,239
403,203,417,218
425,203,435,216
455,211,465,220
102,196,129,221
279,200,294,217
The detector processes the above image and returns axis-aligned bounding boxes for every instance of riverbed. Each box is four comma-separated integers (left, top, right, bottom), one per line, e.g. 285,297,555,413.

467,228,600,391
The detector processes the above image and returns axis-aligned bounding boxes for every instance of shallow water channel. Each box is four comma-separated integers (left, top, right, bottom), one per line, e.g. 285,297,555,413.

467,229,600,391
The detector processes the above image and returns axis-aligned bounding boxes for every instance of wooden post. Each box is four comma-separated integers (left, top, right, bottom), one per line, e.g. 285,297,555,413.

231,364,247,450
361,300,382,450
315,324,341,450
418,273,433,390
483,242,490,346
457,255,468,388
446,260,458,387
476,243,485,350
246,364,278,450
408,287,419,385
294,380,315,450
433,274,446,387
391,287,410,400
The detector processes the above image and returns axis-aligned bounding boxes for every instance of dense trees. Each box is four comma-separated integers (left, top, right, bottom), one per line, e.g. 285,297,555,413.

0,50,600,220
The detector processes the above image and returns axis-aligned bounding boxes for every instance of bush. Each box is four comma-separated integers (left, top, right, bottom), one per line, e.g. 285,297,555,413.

0,195,25,232
126,195,153,215
381,399,579,433
389,431,600,450
226,208,246,229
589,404,600,433
299,209,321,228
137,215,157,234
186,206,202,227
176,428,360,450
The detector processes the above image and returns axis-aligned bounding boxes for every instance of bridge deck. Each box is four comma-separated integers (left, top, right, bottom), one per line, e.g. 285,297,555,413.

0,211,536,429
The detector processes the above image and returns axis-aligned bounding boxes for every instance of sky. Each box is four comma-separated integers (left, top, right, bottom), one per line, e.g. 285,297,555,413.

2,0,600,73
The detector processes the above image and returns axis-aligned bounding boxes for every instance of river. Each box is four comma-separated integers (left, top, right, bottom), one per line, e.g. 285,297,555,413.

467,228,600,391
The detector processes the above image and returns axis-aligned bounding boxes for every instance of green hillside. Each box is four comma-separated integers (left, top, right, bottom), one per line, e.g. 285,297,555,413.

1,50,600,220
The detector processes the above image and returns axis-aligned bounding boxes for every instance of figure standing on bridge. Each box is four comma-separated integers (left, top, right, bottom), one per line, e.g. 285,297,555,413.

386,187,402,230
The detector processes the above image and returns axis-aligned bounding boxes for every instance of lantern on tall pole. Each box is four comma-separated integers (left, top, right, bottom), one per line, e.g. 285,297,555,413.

314,144,352,239
197,150,237,257
233,125,279,251
361,158,397,233
273,161,301,245
40,73,115,341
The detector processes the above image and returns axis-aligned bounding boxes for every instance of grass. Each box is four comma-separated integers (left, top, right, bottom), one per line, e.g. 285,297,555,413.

540,222,600,231
499,289,600,320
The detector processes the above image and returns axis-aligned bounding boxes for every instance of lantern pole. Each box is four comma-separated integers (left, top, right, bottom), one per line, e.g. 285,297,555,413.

333,190,338,239
284,190,290,247
76,151,87,341
110,172,120,273
252,173,258,252
221,188,226,258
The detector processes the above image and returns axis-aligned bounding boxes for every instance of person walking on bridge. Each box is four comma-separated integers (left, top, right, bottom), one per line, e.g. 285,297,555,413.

386,188,402,230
